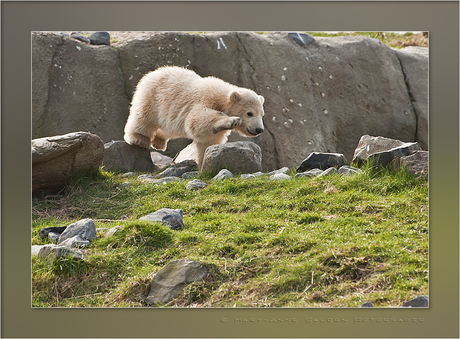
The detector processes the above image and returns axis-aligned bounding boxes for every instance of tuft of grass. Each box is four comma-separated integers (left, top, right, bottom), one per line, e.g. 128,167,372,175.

32,165,428,307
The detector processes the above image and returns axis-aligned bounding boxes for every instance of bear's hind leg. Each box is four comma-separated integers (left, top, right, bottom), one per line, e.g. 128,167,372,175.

150,129,169,151
151,136,168,151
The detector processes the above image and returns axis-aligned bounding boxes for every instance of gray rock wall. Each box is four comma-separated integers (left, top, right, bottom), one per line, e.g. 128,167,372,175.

32,31,428,171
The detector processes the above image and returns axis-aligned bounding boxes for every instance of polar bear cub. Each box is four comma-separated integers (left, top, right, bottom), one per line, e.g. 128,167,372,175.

124,66,265,168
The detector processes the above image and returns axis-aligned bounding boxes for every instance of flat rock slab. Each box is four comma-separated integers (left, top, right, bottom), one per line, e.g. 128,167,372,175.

32,132,104,196
140,208,184,230
297,152,347,172
202,141,262,176
146,259,208,306
58,218,97,244
353,135,422,166
103,140,156,173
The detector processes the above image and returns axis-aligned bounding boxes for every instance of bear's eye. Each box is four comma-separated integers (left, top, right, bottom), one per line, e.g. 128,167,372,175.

247,112,253,117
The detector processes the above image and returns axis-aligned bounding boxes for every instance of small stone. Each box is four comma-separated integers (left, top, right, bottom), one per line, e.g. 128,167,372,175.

118,182,130,189
288,32,315,46
181,171,200,180
32,244,54,256
139,175,181,184
213,169,233,181
140,208,184,230
59,235,91,248
268,167,289,176
338,165,363,176
70,32,90,43
402,295,428,307
186,179,207,191
122,172,136,177
150,151,173,169
37,245,84,263
104,226,122,238
156,161,197,178
39,226,67,239
240,174,256,180
270,173,291,181
89,31,111,46
138,174,155,181
48,232,61,242
360,302,374,307
317,167,338,177
58,218,96,245
295,168,324,179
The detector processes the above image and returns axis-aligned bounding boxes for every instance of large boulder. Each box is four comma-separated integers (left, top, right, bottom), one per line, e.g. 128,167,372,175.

103,140,156,173
32,132,104,195
201,141,262,175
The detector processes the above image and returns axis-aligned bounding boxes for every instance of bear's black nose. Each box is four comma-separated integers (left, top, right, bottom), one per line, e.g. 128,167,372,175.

255,128,264,134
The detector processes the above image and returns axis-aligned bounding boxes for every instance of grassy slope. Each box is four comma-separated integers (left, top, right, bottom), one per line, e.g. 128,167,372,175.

32,166,428,307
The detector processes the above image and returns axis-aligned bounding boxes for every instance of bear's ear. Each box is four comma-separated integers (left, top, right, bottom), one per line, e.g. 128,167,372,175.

259,95,265,104
230,91,241,102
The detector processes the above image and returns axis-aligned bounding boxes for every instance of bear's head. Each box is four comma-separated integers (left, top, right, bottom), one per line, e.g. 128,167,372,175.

227,89,265,137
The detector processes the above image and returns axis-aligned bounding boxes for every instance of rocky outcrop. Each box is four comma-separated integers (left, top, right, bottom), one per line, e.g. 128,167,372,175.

32,132,104,195
32,32,131,143
32,31,428,172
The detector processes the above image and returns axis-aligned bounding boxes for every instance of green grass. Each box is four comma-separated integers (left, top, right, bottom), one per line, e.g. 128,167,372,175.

32,164,428,307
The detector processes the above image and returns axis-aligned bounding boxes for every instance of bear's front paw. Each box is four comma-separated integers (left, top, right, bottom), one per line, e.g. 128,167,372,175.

213,117,242,133
229,117,242,128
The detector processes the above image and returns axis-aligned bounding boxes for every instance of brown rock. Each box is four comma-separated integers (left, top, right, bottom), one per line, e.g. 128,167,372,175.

32,132,104,195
